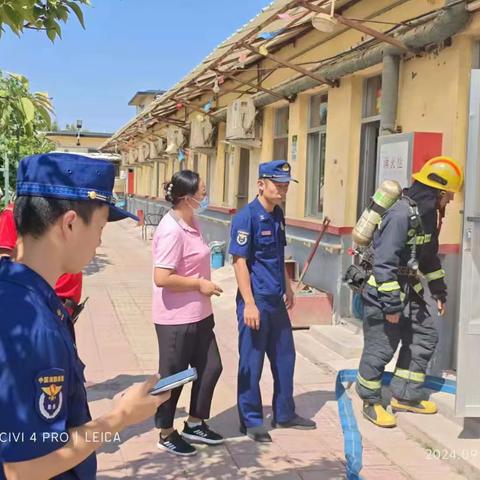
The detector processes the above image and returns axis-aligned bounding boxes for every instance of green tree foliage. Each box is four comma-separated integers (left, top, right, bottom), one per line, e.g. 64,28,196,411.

0,71,55,200
0,1,91,203
0,0,90,42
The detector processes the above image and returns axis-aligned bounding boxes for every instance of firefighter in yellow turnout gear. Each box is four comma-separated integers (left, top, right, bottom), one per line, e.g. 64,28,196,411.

356,157,463,428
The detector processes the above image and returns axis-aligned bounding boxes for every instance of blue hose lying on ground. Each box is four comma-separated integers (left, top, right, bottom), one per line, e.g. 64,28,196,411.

335,369,457,480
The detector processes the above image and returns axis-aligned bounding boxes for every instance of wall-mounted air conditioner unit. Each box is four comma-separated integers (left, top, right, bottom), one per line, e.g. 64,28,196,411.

150,137,166,159
165,126,185,155
120,151,128,166
140,142,150,162
190,116,216,150
130,147,139,163
226,96,260,148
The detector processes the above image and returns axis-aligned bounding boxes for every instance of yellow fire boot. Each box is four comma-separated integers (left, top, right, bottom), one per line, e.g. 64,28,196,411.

362,402,397,428
391,398,438,414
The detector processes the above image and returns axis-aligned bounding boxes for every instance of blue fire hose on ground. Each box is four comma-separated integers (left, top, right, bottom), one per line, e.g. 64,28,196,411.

336,369,457,480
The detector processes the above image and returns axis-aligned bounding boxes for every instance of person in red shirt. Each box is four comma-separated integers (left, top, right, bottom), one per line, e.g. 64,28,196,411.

0,203,16,257
0,202,84,338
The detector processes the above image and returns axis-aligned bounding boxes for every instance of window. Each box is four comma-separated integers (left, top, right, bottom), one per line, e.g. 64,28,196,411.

237,148,250,210
363,75,382,119
305,94,328,218
357,75,382,215
222,150,230,205
206,154,216,198
309,94,328,129
273,106,289,160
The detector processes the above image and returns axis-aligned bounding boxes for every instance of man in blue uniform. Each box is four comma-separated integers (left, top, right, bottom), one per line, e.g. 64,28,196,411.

0,153,170,479
229,160,316,443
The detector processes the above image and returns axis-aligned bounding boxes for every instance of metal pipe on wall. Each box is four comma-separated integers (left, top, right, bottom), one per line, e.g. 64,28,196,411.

213,0,469,121
380,54,400,135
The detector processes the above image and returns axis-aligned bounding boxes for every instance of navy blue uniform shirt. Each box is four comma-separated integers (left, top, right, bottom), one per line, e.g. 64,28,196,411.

0,258,96,479
229,197,287,304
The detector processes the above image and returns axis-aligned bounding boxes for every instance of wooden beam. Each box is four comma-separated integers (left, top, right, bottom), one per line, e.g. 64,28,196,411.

300,1,410,53
174,99,215,117
151,116,189,130
213,69,291,102
241,42,335,87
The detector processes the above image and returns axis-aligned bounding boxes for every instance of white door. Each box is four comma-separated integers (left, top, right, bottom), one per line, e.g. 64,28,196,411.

456,70,480,417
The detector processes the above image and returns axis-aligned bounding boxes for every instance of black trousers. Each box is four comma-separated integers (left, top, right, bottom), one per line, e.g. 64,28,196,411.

154,314,223,429
356,299,438,403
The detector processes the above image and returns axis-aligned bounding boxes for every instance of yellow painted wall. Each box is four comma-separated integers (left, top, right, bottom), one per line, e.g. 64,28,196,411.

134,166,141,194
260,107,275,164
198,154,208,186
286,93,309,219
248,148,261,205
213,123,227,205
323,76,363,227
397,35,472,243
158,161,167,198
207,152,217,200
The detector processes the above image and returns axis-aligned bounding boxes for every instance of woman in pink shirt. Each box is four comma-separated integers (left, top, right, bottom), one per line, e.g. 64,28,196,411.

153,170,224,456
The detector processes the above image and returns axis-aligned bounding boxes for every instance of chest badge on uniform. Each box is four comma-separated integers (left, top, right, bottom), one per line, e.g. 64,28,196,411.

237,230,249,246
261,230,272,236
35,368,65,423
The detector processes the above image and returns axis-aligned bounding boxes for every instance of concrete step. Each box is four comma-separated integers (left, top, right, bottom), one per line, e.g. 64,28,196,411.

309,324,364,359
293,330,343,374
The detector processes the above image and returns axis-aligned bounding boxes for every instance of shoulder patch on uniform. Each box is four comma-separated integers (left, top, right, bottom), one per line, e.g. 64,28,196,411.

35,368,65,423
236,230,249,246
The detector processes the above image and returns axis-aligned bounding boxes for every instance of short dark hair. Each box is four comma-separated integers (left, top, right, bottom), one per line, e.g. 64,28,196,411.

163,170,200,206
14,196,104,238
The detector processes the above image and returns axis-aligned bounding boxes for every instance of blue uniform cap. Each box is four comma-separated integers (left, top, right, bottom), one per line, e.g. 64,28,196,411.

16,152,138,222
258,160,298,183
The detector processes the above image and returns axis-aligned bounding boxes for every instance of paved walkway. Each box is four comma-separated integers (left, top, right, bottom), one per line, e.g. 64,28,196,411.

77,220,465,479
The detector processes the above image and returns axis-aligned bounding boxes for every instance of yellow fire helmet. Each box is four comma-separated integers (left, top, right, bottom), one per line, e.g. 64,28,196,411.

412,156,463,193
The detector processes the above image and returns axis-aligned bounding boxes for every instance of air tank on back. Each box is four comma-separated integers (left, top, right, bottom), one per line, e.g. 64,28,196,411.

353,180,402,246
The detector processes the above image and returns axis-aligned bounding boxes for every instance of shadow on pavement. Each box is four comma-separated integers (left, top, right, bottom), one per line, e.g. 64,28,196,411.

92,381,342,478
87,374,149,401
97,450,345,479
208,389,336,439
84,253,112,276
85,373,346,475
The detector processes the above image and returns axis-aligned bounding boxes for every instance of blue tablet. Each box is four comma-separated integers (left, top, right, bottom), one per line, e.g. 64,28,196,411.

149,367,198,395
